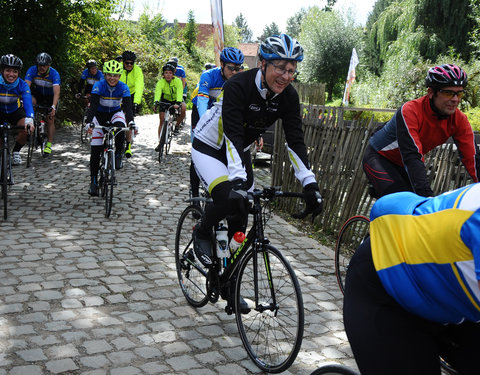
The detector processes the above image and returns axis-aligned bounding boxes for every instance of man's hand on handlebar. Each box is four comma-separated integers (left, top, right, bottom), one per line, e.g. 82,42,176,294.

292,183,323,222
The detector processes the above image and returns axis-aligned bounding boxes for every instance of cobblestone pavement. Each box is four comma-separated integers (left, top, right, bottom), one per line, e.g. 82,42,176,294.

0,114,357,374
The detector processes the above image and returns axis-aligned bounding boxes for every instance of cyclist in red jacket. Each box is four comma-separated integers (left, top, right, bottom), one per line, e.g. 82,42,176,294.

363,64,480,198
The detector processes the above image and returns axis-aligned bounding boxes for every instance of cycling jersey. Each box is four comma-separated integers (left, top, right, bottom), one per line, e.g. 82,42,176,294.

370,183,480,324
0,76,34,118
154,77,183,103
86,79,133,124
78,68,104,94
175,64,186,80
369,95,480,196
120,64,144,105
24,66,61,97
192,67,225,116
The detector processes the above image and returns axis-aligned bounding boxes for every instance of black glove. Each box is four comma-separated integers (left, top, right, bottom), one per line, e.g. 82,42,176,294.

303,182,323,219
228,179,249,219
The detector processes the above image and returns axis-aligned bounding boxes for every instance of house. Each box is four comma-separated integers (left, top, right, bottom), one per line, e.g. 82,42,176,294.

167,23,213,47
238,43,259,69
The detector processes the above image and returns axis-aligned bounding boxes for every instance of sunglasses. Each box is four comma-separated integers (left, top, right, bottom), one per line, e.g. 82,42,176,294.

225,65,243,72
438,89,464,99
124,61,134,66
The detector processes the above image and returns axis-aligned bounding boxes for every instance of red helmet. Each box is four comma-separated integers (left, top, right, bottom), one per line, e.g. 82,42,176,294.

425,64,467,88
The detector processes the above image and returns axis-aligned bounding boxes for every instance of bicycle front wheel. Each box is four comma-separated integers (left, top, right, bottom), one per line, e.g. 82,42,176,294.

104,151,114,218
166,121,173,154
175,205,209,307
1,147,8,219
158,121,167,163
26,130,34,168
335,215,370,294
310,364,360,375
236,244,304,373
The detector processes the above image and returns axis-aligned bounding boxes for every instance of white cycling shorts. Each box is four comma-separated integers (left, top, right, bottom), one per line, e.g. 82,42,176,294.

90,111,126,146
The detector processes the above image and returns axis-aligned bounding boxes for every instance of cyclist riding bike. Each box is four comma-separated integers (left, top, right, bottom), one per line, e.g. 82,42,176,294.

165,59,187,130
85,59,135,196
153,64,184,151
75,59,104,101
191,34,323,267
189,47,245,204
363,64,480,198
0,54,35,165
24,52,61,157
120,50,144,159
343,182,480,375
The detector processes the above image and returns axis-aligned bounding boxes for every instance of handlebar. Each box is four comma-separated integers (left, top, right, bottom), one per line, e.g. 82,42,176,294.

34,104,53,114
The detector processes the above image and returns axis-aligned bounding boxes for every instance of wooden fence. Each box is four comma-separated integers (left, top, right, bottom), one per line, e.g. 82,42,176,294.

269,105,476,235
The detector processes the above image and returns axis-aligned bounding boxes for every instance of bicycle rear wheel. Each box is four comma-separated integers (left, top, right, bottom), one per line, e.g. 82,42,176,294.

335,215,370,294
310,364,360,375
175,205,209,307
104,151,114,218
236,244,304,373
1,147,8,219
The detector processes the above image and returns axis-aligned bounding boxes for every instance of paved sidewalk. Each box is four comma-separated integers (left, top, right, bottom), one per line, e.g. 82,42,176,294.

0,114,357,374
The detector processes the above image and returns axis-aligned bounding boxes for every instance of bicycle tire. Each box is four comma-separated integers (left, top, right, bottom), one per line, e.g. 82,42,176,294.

166,120,173,154
99,153,106,198
81,112,87,143
1,147,8,220
175,205,209,308
310,364,360,375
104,151,114,218
158,121,167,163
26,130,34,168
440,358,459,375
236,244,304,373
335,215,370,295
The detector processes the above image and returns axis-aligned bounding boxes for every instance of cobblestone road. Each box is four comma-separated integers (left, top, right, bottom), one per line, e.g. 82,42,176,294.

0,114,356,374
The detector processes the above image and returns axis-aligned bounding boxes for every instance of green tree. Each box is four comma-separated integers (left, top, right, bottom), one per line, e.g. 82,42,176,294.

299,7,361,101
286,9,307,38
234,13,253,43
184,10,198,54
259,22,281,42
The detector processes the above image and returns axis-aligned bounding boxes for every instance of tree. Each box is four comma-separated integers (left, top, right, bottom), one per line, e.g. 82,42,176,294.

184,10,198,54
286,9,308,39
258,22,281,42
234,13,253,43
299,7,361,101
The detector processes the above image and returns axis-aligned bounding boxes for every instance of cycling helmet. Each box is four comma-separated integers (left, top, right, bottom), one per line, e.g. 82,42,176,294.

103,60,123,74
259,34,304,62
122,50,137,62
0,54,23,70
36,52,52,66
205,63,215,70
425,64,467,88
162,64,176,73
169,57,179,63
167,59,178,69
220,47,244,65
115,55,123,62
86,59,97,68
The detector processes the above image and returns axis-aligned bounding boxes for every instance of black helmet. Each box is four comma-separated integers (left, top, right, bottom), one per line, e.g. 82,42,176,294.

162,64,176,73
0,54,23,70
425,64,468,88
170,57,179,63
167,59,177,69
205,63,215,70
86,59,97,68
36,52,52,66
122,50,136,62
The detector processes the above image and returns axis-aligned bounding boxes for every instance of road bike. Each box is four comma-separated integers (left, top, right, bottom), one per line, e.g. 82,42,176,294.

335,215,370,294
157,102,180,163
0,121,24,219
26,104,50,167
175,186,307,373
91,123,133,218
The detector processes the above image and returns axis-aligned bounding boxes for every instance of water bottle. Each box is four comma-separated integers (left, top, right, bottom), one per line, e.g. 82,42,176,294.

229,231,246,255
216,223,229,259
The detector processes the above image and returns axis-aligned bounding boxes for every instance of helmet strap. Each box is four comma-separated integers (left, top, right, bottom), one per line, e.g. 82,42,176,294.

261,63,275,97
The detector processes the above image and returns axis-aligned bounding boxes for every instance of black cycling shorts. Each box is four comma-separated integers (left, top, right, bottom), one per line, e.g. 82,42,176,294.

0,107,26,125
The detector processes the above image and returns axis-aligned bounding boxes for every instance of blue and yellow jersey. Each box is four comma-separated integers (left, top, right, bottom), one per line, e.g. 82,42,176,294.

0,77,34,117
370,183,480,324
80,68,104,87
24,66,61,97
191,67,225,117
90,79,130,113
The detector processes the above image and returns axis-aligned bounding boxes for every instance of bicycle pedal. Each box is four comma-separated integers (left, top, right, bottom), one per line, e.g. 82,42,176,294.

224,305,234,315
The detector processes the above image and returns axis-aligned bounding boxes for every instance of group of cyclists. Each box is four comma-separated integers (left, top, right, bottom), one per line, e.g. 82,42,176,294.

2,31,480,373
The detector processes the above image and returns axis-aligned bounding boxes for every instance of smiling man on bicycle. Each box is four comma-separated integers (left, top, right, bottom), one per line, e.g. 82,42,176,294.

343,182,480,375
153,63,184,152
85,59,135,196
0,54,35,165
191,34,323,267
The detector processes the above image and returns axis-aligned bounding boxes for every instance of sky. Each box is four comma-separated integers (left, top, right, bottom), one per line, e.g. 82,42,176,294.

130,0,377,39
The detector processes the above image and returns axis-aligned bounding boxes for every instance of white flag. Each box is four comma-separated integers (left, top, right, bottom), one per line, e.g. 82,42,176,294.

342,48,359,106
210,0,224,67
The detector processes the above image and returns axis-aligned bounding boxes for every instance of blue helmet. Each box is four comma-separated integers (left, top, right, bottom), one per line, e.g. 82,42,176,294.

259,34,304,62
220,47,244,65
